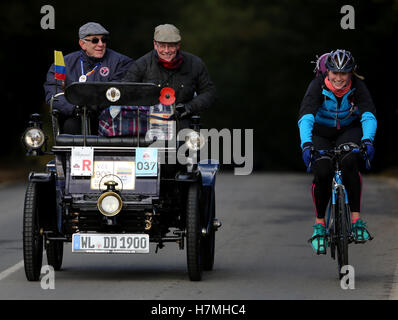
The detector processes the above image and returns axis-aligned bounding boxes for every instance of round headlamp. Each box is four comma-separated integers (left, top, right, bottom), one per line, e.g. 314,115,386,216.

185,131,205,151
97,192,123,217
23,128,45,149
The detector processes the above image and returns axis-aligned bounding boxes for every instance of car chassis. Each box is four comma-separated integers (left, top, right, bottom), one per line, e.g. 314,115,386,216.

22,82,220,281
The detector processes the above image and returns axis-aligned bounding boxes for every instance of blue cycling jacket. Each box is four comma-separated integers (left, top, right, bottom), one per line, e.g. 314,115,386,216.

298,75,377,149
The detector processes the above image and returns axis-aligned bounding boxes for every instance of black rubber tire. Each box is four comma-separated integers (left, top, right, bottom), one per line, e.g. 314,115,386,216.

46,241,63,271
23,182,43,281
186,183,202,281
335,186,349,280
202,191,215,271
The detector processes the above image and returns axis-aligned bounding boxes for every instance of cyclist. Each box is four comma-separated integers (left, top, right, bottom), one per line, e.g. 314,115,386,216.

298,49,377,254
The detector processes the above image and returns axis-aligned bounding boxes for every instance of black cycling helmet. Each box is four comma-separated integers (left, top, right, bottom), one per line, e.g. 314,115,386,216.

325,49,356,73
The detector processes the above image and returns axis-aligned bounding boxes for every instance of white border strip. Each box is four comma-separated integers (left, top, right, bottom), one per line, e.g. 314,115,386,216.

0,260,24,281
389,261,398,300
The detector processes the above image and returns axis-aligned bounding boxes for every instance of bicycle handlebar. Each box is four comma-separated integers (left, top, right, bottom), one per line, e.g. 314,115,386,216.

307,142,370,172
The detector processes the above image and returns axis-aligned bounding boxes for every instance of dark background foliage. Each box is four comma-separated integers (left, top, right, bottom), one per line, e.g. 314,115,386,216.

0,0,396,172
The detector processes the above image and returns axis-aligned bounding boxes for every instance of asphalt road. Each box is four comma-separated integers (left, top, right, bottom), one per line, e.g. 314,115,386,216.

0,173,398,300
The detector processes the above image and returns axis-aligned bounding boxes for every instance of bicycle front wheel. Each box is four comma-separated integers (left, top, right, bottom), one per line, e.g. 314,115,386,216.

335,186,349,279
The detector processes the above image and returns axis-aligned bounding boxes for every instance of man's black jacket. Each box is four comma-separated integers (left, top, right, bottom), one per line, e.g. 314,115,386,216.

123,50,217,114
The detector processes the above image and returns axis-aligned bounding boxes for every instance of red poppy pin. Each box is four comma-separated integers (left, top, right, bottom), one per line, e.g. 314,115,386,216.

159,87,176,105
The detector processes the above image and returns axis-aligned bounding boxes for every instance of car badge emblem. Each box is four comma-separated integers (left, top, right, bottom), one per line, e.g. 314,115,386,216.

106,87,121,102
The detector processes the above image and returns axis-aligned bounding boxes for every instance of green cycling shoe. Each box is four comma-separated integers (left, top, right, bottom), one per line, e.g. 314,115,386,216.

352,219,373,243
309,224,327,255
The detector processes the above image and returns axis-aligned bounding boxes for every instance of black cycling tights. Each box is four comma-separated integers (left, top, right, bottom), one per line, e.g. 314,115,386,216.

311,152,362,219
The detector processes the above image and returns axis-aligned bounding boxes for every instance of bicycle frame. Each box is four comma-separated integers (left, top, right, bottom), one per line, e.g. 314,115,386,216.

309,142,371,278
325,169,352,241
321,144,360,272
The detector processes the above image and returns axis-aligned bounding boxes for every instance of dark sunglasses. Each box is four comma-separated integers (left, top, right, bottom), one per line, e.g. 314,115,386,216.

84,37,109,44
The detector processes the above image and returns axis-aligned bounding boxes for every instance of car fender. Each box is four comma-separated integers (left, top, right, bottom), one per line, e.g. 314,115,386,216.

28,171,55,183
197,159,219,188
27,172,58,231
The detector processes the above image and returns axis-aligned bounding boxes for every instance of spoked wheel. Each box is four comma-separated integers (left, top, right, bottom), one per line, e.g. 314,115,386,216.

202,189,215,271
46,240,63,271
23,182,43,281
186,183,202,281
335,186,349,280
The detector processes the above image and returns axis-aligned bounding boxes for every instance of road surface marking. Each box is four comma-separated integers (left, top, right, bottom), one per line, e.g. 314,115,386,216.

0,260,24,281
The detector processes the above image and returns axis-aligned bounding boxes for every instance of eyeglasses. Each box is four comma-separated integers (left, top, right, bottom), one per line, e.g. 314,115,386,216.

83,37,109,44
155,42,178,50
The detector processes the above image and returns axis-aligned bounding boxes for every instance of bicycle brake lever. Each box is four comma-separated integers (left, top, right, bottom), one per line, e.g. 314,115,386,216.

364,151,371,169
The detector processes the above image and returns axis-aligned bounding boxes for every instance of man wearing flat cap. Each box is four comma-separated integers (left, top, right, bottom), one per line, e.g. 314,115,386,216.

123,24,216,122
44,22,133,134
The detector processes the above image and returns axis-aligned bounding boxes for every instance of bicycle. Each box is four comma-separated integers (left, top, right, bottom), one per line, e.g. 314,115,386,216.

308,142,373,279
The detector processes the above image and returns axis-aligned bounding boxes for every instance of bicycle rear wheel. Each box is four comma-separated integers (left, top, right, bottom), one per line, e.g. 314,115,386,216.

335,186,349,280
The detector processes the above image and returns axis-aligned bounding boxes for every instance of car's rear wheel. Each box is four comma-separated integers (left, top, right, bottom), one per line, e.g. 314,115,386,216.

186,183,202,281
23,182,43,281
46,240,63,271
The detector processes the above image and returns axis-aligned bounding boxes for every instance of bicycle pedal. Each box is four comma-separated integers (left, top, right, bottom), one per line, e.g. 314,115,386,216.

354,236,373,244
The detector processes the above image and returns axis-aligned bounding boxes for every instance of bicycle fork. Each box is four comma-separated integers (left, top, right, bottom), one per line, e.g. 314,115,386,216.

326,171,352,260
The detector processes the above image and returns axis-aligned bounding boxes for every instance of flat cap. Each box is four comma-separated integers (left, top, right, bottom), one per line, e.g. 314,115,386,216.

79,22,109,39
154,24,181,43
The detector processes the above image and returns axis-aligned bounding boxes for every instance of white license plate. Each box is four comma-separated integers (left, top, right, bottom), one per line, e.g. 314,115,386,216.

72,233,149,253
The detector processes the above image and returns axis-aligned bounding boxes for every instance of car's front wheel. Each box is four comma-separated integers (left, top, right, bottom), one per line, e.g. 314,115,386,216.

186,183,202,281
23,182,43,281
202,189,215,271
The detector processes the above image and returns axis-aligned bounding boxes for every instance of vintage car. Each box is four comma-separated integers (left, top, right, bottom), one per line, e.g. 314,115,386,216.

22,82,220,281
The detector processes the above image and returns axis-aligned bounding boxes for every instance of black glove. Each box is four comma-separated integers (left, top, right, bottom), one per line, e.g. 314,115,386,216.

361,139,375,170
175,103,192,120
302,142,314,172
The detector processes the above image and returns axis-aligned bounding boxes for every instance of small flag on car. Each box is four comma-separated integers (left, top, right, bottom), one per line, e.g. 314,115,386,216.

54,50,66,81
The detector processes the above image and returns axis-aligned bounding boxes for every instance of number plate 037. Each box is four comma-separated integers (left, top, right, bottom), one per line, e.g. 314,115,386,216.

136,148,158,177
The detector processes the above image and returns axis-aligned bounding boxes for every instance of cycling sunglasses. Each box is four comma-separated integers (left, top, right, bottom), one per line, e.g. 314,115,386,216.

83,36,109,44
